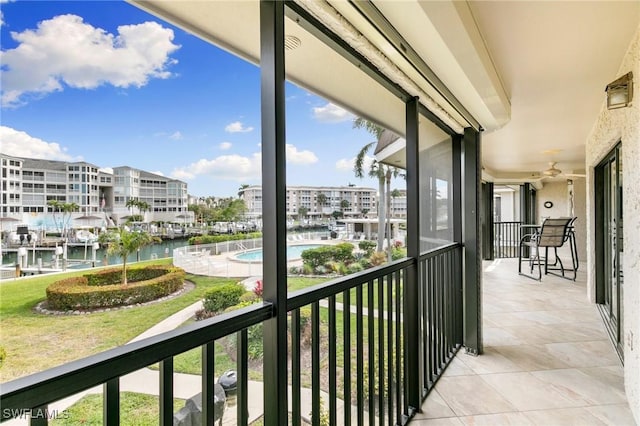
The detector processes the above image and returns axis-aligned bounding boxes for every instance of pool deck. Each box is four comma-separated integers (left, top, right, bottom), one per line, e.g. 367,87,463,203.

180,238,343,279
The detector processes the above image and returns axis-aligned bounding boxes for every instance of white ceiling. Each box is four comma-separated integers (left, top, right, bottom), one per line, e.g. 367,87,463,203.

469,1,639,179
130,0,639,183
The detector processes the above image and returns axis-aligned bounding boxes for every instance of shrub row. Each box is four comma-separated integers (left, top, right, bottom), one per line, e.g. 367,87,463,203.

85,265,168,286
46,266,186,311
188,232,262,246
300,243,354,268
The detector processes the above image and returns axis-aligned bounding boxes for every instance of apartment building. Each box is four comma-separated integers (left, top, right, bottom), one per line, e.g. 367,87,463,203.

240,184,377,219
111,166,190,223
0,154,190,228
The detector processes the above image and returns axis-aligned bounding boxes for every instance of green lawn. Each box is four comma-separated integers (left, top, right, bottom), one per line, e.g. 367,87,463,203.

0,260,242,382
50,392,184,425
1,265,394,403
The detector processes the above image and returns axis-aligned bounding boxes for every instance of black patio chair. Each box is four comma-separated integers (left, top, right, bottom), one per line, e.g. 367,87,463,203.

518,217,578,281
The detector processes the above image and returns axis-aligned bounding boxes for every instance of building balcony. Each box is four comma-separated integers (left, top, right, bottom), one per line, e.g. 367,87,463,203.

415,258,634,424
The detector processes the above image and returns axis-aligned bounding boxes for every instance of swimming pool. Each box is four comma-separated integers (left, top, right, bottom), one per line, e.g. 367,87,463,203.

233,244,323,262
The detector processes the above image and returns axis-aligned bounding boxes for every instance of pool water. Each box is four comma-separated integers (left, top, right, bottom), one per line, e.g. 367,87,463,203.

234,244,323,262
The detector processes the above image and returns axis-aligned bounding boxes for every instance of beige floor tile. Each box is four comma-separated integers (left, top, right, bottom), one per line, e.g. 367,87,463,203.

586,404,638,425
522,407,607,425
456,347,521,374
434,376,516,416
545,341,621,368
531,368,627,405
458,412,534,425
492,344,571,371
417,390,456,419
410,417,464,425
480,372,586,411
441,357,475,377
483,327,524,347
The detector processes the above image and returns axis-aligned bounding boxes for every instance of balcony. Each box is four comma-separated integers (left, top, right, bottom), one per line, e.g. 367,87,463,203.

416,258,634,424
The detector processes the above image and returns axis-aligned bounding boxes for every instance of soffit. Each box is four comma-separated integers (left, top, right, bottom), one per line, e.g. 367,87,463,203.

470,1,639,181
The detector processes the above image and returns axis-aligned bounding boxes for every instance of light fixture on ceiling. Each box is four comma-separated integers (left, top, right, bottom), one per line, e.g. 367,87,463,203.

543,162,562,177
606,72,633,110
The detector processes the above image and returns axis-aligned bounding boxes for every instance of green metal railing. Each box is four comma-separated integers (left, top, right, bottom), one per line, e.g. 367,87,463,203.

1,244,462,425
493,221,522,258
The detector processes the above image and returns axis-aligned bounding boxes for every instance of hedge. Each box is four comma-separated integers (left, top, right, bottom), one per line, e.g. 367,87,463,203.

46,266,186,311
188,232,262,246
300,243,354,268
202,283,246,313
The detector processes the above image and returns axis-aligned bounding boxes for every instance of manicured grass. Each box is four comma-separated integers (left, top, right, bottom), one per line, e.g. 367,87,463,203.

50,392,184,425
0,260,243,382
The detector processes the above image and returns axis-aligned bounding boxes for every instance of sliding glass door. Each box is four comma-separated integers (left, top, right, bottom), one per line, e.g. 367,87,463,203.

595,143,624,360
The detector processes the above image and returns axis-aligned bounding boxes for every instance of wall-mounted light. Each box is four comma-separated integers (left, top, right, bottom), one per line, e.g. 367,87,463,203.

606,72,633,110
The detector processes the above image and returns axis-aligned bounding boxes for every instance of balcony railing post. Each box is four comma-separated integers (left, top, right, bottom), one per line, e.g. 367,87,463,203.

405,97,421,410
260,0,289,424
462,128,483,355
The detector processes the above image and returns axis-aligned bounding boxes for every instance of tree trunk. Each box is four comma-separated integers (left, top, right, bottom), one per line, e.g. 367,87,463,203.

386,170,392,262
122,258,128,285
377,176,386,252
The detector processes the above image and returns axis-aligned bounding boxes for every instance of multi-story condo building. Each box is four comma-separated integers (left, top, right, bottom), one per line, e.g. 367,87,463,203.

0,154,191,228
111,166,191,223
240,184,377,219
1,155,102,217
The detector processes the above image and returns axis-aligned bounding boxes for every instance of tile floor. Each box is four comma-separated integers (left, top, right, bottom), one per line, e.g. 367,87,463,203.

413,258,637,425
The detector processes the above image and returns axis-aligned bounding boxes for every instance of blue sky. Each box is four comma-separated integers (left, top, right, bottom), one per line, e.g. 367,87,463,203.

0,0,381,197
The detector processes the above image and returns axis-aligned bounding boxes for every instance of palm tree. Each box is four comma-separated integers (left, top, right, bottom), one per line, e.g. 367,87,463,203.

353,119,402,258
98,228,159,285
138,201,151,221
384,171,401,261
47,200,63,234
47,201,79,237
353,139,386,252
238,184,250,198
316,193,327,219
125,198,138,217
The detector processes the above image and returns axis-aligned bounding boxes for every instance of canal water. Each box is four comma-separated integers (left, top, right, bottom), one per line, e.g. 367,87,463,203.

1,238,190,270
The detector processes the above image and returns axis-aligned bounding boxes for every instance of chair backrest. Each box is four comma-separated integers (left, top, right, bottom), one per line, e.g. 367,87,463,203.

538,217,573,247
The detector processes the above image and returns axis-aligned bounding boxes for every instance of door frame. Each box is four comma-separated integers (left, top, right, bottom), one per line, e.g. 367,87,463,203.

595,141,624,362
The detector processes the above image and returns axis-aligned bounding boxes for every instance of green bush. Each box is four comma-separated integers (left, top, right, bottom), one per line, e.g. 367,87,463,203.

347,263,364,274
188,232,262,246
46,266,185,310
391,247,407,260
203,283,245,313
332,243,355,263
301,243,354,270
358,240,376,256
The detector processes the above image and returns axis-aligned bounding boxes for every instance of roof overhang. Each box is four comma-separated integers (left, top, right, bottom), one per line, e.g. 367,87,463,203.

128,0,509,138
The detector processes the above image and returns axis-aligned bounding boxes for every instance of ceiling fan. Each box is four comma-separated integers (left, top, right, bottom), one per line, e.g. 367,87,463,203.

542,162,586,178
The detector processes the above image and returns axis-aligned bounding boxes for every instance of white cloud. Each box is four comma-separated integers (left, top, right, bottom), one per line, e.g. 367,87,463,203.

0,126,82,161
312,102,353,123
171,153,262,181
286,144,318,165
224,121,254,133
219,142,232,150
169,131,183,140
1,14,180,107
335,154,375,173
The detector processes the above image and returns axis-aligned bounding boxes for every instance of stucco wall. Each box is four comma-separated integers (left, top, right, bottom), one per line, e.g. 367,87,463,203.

585,24,640,423
536,180,587,263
